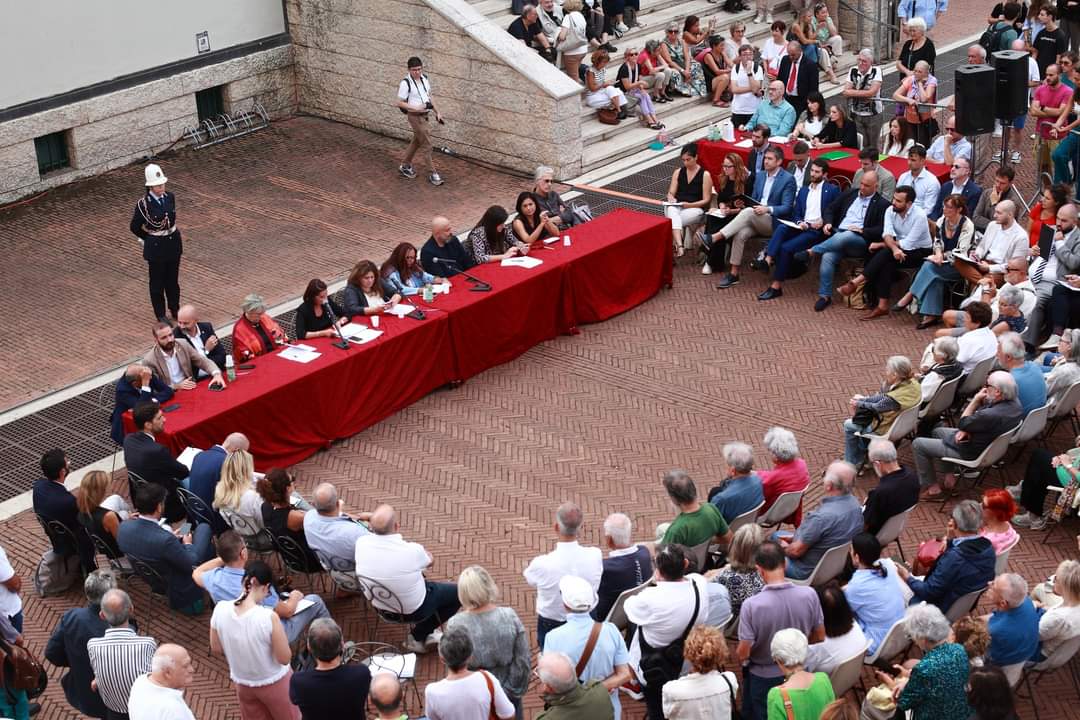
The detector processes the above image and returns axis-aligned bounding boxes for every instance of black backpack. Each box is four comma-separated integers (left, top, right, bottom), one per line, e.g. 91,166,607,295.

979,22,1010,55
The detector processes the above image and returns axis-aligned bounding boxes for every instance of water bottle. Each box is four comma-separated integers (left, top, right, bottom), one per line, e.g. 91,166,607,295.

422,283,434,303
225,354,236,382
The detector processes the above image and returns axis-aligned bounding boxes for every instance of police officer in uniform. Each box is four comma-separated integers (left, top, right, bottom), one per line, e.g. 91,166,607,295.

129,163,182,321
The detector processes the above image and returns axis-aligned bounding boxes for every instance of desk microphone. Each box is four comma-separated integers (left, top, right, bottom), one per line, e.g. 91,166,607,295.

322,302,351,350
430,257,492,292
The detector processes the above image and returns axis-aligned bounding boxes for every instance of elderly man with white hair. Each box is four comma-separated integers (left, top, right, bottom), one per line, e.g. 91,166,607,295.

535,651,615,719
595,513,652,620
127,644,197,720
759,427,810,526
708,442,765,524
542,576,631,717
967,44,988,65
778,461,863,580
303,482,371,568
842,49,885,148
861,439,920,536
997,332,1047,414
533,165,576,228
911,371,1025,496
954,199,1029,286
525,502,604,648
984,573,1041,673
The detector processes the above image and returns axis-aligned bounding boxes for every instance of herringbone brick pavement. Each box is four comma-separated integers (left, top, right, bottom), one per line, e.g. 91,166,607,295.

5,257,1080,719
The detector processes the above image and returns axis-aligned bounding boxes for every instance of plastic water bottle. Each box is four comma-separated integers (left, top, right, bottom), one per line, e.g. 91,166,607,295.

422,283,434,302
225,354,236,382
563,235,571,247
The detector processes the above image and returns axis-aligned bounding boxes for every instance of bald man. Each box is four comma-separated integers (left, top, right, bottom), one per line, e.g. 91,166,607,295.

110,364,174,444
369,673,405,719
128,644,195,720
304,482,372,564
419,216,474,277
174,304,226,373
354,504,460,654
187,432,249,511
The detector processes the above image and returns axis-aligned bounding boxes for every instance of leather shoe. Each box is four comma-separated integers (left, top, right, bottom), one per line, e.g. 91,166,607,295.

837,281,857,297
814,296,832,312
758,287,783,301
749,258,769,272
889,302,908,313
916,317,941,330
860,307,889,321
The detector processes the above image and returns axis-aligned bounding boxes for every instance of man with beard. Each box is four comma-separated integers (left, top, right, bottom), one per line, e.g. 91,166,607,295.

142,322,224,391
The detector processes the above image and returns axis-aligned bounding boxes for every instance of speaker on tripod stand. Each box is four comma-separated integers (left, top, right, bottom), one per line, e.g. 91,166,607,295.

955,64,997,136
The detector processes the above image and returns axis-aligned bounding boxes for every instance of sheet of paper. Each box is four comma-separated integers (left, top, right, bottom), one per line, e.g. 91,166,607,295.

346,327,384,344
732,138,754,148
661,201,683,207
385,304,416,318
364,653,417,679
951,253,980,265
279,346,321,363
777,219,803,230
543,236,560,244
294,597,315,613
431,282,451,293
283,343,317,352
177,447,203,470
501,256,544,269
707,208,729,218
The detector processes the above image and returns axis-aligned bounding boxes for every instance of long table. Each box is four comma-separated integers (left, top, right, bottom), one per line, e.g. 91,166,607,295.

697,134,951,185
131,209,672,469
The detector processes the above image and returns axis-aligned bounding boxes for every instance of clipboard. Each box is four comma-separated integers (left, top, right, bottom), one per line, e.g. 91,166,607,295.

1039,223,1056,262
737,194,762,207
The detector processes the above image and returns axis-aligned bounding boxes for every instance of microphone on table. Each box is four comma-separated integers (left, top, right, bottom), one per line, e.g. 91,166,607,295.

322,302,351,350
429,257,492,292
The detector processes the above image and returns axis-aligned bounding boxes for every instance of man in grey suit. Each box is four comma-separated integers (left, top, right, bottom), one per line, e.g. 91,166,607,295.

142,322,225,391
1024,203,1080,349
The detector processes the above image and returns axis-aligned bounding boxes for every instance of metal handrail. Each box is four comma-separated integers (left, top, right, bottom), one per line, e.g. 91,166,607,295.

837,0,902,63
837,0,902,30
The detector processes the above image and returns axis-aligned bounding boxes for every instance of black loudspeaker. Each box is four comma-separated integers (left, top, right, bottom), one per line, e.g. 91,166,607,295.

992,49,1031,121
955,64,997,135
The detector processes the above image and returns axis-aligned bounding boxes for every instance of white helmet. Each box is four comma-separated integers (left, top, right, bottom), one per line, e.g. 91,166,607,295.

144,163,168,186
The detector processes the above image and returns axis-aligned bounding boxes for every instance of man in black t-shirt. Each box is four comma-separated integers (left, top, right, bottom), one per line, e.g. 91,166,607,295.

1034,6,1069,77
508,5,555,61
289,619,371,720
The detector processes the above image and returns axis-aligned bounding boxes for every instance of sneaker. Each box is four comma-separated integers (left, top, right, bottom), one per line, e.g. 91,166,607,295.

701,262,713,275
1031,515,1048,530
399,163,416,179
765,12,773,23
615,21,629,33
429,171,444,186
403,635,431,653
993,124,1003,137
716,273,740,289
991,151,1002,161
425,629,444,646
1011,511,1039,528
1040,334,1062,350
814,296,832,312
1006,483,1022,500
1010,150,1022,164
619,680,644,700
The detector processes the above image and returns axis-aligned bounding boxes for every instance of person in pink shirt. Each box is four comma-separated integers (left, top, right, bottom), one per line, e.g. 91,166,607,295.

1032,64,1074,176
980,488,1019,554
758,427,811,526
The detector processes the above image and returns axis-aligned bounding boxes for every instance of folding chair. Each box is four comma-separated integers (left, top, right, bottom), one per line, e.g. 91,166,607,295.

727,501,765,535
994,533,1020,575
791,543,852,588
919,374,961,421
1044,382,1080,439
1016,634,1080,720
830,645,870,700
855,404,920,474
757,490,806,531
938,424,1022,512
875,505,916,563
944,588,985,623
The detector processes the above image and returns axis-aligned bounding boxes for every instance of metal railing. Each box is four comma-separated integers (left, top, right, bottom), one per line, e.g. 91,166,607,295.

837,0,903,64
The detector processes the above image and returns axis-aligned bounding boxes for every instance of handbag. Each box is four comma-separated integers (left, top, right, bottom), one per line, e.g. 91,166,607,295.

637,581,700,687
481,670,498,720
851,405,882,433
913,537,947,576
597,106,619,125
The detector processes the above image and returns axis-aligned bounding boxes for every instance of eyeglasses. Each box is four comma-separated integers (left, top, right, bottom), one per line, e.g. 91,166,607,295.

951,163,964,168
666,28,678,32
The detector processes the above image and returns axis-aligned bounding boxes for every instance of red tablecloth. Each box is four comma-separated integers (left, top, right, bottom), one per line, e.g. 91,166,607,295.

124,209,671,469
697,134,950,185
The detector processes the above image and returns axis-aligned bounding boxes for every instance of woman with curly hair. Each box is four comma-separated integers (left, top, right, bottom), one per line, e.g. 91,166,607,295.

662,624,739,719
344,259,401,319
951,615,990,666
257,468,318,567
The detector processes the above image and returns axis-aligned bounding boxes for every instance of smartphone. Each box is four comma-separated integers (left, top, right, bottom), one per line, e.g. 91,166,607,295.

208,384,225,392
177,522,192,536
239,364,255,370
162,403,181,412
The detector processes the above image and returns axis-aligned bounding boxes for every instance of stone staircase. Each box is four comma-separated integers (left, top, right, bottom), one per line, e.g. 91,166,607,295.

465,0,860,174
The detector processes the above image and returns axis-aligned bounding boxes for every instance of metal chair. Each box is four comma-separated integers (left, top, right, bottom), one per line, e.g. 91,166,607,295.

687,539,712,573
919,374,961,421
272,534,325,591
727,501,765,535
125,555,174,625
351,642,423,715
757,490,805,531
604,580,653,633
221,510,276,557
875,505,916,563
36,513,94,574
1016,634,1080,720
994,533,1020,575
938,424,1023,512
957,356,996,401
829,645,870,700
314,550,367,598
88,532,134,579
944,588,985,623
176,487,222,529
1044,382,1080,439
791,542,852,588
355,574,423,645
864,618,912,667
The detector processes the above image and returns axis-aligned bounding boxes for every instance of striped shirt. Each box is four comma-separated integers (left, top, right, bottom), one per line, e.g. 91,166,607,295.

87,627,157,713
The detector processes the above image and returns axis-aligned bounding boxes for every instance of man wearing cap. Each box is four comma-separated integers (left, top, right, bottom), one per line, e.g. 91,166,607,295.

130,164,183,322
541,576,632,718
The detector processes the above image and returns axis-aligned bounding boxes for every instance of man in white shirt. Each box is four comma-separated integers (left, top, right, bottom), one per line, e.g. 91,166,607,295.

127,644,196,720
942,259,1037,336
954,200,1029,286
846,185,935,320
523,502,603,647
929,155,981,220
954,302,1000,372
925,115,972,166
396,56,444,186
354,504,460,654
0,543,22,635
1024,204,1080,347
896,144,941,215
142,322,224,391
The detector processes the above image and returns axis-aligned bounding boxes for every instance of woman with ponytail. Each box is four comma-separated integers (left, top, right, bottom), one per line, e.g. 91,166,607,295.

210,560,299,720
842,534,907,655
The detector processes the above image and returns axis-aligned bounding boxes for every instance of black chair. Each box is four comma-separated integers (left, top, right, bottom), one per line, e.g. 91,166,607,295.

314,550,367,600
221,510,276,559
36,513,94,574
176,487,227,534
351,641,423,715
125,555,174,627
355,574,421,646
272,534,325,591
87,532,134,579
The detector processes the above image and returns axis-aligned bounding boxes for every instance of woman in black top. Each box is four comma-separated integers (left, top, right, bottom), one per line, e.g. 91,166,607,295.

966,665,1018,720
343,260,400,318
76,470,124,558
294,278,348,340
665,142,713,258
812,104,859,149
511,191,561,245
257,468,319,567
895,18,936,78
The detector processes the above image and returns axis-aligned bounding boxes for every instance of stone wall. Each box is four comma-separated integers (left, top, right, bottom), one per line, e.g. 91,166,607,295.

287,0,585,179
0,45,296,205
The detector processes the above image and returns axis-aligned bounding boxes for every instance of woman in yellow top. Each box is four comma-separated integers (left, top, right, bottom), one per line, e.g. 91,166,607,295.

842,355,922,467
766,628,836,720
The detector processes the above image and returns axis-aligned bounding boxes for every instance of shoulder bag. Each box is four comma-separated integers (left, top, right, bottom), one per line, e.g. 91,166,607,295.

779,687,796,720
481,670,499,720
637,580,700,686
575,622,603,678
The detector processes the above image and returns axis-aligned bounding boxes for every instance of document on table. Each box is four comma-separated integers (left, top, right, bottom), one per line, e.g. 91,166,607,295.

501,256,544,268
177,446,203,470
364,653,417,679
385,304,416,318
279,346,321,363
732,138,754,148
340,323,383,344
431,282,451,294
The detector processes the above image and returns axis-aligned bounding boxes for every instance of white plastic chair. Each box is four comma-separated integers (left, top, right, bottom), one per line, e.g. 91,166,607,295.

757,490,805,531
957,356,995,400
938,423,1022,510
791,542,852,588
875,505,917,563
728,500,765,535
945,588,985,623
829,645,870,699
604,580,653,631
920,374,961,420
1012,404,1049,446
864,618,912,666
1045,381,1080,438
994,533,1020,575
1017,633,1080,720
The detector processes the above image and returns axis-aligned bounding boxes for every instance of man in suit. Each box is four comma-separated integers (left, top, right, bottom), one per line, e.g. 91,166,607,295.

787,141,812,192
109,364,174,445
174,304,227,373
187,432,248,527
701,145,796,289
1023,203,1080,348
129,164,182,322
802,171,891,312
33,448,94,570
143,322,225,392
124,402,188,523
777,41,818,117
744,124,771,185
117,483,213,614
851,147,896,201
753,158,840,300
929,155,982,221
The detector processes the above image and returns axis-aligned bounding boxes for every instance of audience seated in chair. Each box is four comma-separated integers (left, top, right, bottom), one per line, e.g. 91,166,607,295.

658,469,732,550
124,402,189,523
187,432,248,512
861,440,920,537
707,524,765,617
76,470,131,560
212,449,265,532
982,572,1040,670
918,336,963,405
1033,559,1080,660
758,427,811,526
33,448,95,570
708,441,765,524
594,512,652,621
778,461,862,581
109,364,174,445
1012,435,1080,529
842,356,921,467
303,482,370,568
844,534,906,655
803,585,867,675
257,468,320,569
998,332,1047,414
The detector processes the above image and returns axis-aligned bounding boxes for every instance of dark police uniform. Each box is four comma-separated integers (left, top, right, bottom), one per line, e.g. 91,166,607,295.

129,187,183,320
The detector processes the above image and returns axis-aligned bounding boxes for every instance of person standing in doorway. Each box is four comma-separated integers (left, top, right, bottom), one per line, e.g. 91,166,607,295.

129,164,182,322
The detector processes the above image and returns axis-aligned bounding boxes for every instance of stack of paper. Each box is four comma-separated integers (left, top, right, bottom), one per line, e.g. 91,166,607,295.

733,138,754,148
364,653,417,679
385,304,416,318
279,346,321,363
501,256,544,269
340,323,383,344
431,283,451,294
177,447,203,470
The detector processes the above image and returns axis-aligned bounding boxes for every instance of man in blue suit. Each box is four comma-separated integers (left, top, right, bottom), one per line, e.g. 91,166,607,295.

109,364,174,445
117,482,213,614
753,158,840,300
700,145,797,289
928,155,982,221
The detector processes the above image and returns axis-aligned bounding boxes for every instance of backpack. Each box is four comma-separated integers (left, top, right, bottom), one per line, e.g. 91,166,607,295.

33,549,81,597
979,22,1010,55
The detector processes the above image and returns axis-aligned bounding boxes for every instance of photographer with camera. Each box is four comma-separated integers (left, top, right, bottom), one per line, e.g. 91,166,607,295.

397,56,445,186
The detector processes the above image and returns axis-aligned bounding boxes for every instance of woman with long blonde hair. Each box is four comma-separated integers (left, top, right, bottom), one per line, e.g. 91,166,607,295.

213,450,264,530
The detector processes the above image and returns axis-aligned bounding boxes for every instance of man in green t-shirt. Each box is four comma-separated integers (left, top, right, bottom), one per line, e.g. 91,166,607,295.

659,470,732,549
